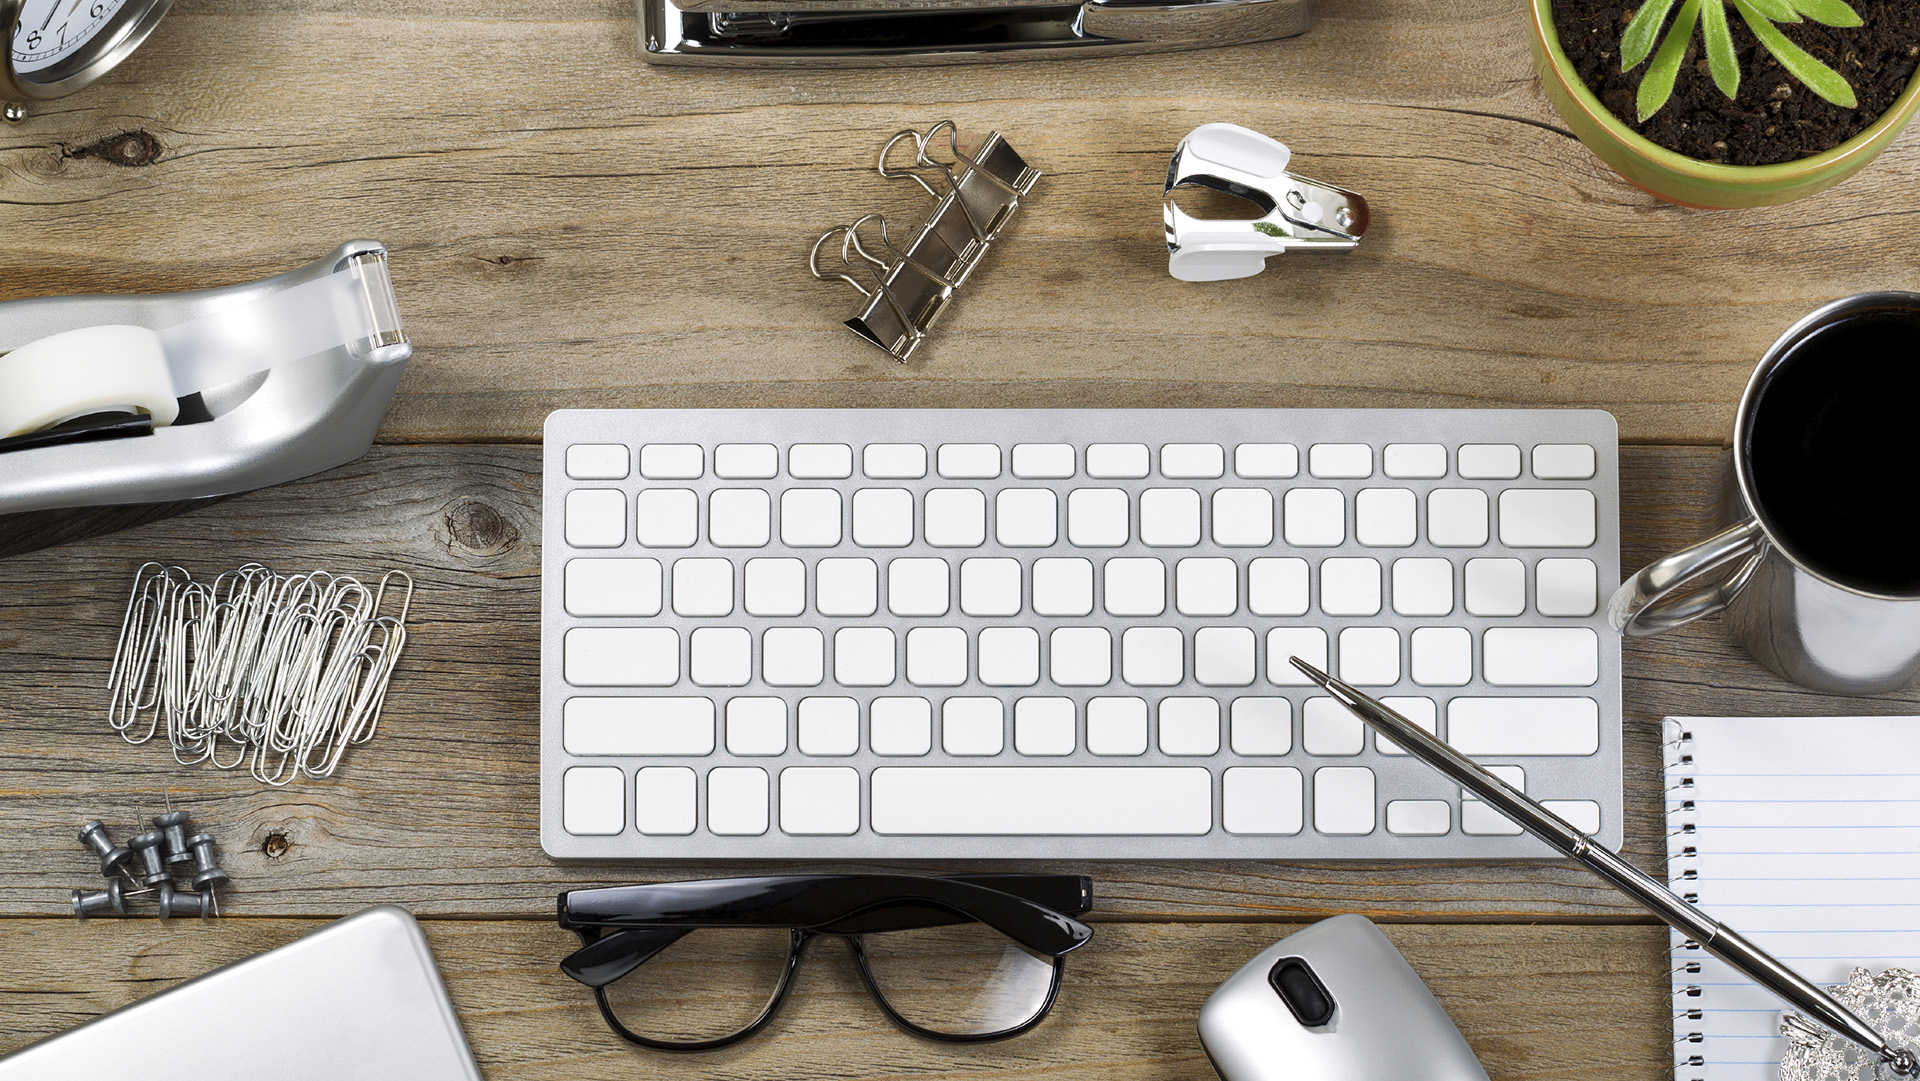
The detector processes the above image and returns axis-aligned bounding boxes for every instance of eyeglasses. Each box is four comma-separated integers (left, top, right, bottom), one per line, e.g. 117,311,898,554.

556,873,1094,1051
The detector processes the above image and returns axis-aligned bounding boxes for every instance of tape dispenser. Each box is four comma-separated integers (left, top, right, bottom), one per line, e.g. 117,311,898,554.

0,241,410,515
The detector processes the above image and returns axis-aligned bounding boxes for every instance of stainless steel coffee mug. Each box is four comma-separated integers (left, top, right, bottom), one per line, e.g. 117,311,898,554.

1610,292,1920,695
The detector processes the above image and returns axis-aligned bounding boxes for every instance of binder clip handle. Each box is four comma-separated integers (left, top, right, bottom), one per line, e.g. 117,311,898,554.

1164,123,1370,283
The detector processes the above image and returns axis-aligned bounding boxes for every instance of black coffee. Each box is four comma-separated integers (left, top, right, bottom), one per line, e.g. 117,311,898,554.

1745,307,1920,594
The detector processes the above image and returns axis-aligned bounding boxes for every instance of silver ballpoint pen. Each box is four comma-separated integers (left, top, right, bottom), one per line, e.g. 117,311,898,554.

1287,656,1920,1078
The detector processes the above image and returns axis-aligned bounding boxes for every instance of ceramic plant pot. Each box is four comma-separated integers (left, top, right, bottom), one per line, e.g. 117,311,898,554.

1530,0,1920,208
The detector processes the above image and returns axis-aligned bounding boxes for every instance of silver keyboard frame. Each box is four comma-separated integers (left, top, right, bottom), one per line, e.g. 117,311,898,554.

541,408,1622,860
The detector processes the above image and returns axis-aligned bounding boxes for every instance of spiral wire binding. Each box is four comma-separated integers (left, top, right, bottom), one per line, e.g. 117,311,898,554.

1665,719,1708,1080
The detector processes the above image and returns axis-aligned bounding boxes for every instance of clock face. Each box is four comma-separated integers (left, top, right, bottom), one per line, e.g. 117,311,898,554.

11,0,130,75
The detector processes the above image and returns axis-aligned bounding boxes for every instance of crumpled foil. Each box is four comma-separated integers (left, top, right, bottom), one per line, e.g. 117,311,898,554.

1780,968,1920,1081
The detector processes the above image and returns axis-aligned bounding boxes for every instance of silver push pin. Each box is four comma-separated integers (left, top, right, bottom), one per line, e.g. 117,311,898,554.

1163,123,1369,283
77,820,134,879
71,879,128,920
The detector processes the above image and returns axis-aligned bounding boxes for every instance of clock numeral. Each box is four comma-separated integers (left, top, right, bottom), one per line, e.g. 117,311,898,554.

92,3,108,16
24,30,41,50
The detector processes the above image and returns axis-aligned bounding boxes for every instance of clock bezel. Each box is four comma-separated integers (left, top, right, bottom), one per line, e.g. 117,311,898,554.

2,0,175,104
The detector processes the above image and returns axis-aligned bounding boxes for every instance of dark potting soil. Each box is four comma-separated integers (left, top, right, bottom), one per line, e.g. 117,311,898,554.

1551,0,1920,165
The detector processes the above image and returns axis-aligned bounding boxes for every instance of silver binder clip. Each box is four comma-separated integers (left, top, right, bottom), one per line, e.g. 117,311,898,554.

811,121,1039,363
1164,123,1369,282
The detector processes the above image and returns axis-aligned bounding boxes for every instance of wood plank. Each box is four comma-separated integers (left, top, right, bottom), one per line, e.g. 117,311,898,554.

0,918,1674,1080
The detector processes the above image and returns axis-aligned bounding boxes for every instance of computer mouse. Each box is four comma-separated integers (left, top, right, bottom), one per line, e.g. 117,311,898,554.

1197,914,1490,1081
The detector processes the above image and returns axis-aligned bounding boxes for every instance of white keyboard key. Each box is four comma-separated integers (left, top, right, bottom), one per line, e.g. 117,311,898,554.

1386,800,1450,836
1140,488,1201,547
1543,800,1602,834
565,628,678,686
1032,557,1093,616
1314,767,1376,834
1230,697,1292,755
834,627,895,686
709,489,771,548
1465,557,1526,617
780,767,860,835
961,557,1023,616
563,696,715,756
565,489,626,548
1013,443,1075,478
565,558,661,617
1391,558,1453,617
762,627,824,687
997,488,1059,547
1309,443,1373,478
888,558,951,616
690,627,751,687
937,443,1001,479
1067,488,1130,547
1462,801,1525,836
790,443,853,479
979,627,1041,686
1284,488,1345,547
925,488,987,547
562,767,625,836
798,697,861,756
780,488,843,547
1051,627,1113,686
1338,627,1400,686
1177,558,1238,616
1161,443,1224,478
672,558,733,617
1374,696,1437,755
1355,488,1417,547
726,697,788,756
1447,697,1599,755
1410,627,1472,686
1105,557,1166,616
871,767,1212,835
640,444,703,479
707,767,769,836
1086,697,1147,755
1303,696,1364,756
943,697,1005,755
1195,627,1256,686
566,444,629,480
1483,627,1599,686
1223,768,1304,834
1482,766,1526,794
635,489,699,548
1320,557,1382,616
1159,697,1220,755
1266,628,1328,685
1122,627,1184,686
1536,558,1599,617
868,697,930,756
635,767,696,835
744,557,805,617
1384,443,1447,479
1212,488,1275,547
1086,443,1149,478
1499,489,1597,548
864,443,927,479
1235,443,1298,478
1014,697,1076,756
1427,489,1489,547
1457,444,1521,479
816,557,877,617
853,488,915,547
715,443,778,479
1532,444,1596,480
1249,557,1310,616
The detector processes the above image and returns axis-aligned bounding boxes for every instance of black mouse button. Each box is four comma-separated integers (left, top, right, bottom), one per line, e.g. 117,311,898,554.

1267,956,1336,1027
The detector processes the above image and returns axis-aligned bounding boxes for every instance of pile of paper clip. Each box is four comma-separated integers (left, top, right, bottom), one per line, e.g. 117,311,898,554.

106,562,414,785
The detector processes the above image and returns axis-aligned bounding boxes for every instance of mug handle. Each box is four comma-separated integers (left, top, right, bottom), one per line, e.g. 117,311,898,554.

1608,519,1766,637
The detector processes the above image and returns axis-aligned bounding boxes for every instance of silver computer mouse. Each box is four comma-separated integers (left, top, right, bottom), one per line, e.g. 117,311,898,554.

1197,914,1490,1081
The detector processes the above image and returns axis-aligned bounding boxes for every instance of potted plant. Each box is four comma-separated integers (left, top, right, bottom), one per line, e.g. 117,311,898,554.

1530,0,1920,207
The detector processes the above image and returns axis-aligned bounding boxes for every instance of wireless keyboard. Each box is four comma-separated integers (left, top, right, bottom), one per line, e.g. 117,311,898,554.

540,409,1622,859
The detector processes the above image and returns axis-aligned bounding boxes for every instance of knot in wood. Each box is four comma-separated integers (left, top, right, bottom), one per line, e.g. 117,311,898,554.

446,499,519,555
66,130,163,167
262,832,291,859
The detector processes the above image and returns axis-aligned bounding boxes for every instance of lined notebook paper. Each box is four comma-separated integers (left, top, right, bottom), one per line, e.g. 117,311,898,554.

1668,715,1920,1081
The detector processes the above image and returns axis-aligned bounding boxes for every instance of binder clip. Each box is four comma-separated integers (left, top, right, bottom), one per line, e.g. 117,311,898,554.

0,240,411,515
811,121,1039,363
1164,123,1369,282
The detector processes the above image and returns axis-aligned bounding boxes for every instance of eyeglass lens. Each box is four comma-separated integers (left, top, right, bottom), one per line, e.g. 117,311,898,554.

858,921,1059,1037
597,927,794,1045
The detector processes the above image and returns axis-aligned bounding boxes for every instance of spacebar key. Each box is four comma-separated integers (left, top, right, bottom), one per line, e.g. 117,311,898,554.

871,767,1213,835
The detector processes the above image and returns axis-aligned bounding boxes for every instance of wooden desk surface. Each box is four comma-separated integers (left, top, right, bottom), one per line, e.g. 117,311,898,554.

4,1,1919,1076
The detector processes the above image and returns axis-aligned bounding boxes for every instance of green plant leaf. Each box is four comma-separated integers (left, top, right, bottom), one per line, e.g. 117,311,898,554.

1734,0,1860,107
1253,222,1284,237
1702,0,1741,98
1623,0,1682,70
1787,0,1862,27
1740,0,1800,21
1638,0,1704,120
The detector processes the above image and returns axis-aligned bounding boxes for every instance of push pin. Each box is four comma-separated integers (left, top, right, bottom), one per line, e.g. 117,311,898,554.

71,878,128,920
1163,123,1370,283
128,830,170,888
186,834,229,893
157,883,216,920
154,810,195,866
78,820,134,878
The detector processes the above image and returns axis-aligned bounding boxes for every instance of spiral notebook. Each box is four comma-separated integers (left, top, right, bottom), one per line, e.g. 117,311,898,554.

1668,715,1920,1081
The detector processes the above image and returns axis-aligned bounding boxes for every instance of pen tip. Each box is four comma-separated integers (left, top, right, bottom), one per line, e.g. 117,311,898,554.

1289,656,1332,686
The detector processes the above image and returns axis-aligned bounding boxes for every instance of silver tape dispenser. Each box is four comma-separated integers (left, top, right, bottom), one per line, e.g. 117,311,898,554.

0,241,410,515
1164,124,1369,283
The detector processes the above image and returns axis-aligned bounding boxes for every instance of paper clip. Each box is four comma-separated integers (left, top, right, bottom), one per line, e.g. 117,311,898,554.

1164,123,1369,283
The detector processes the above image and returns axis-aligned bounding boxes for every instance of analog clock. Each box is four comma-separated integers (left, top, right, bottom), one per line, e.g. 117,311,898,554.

3,0,173,119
